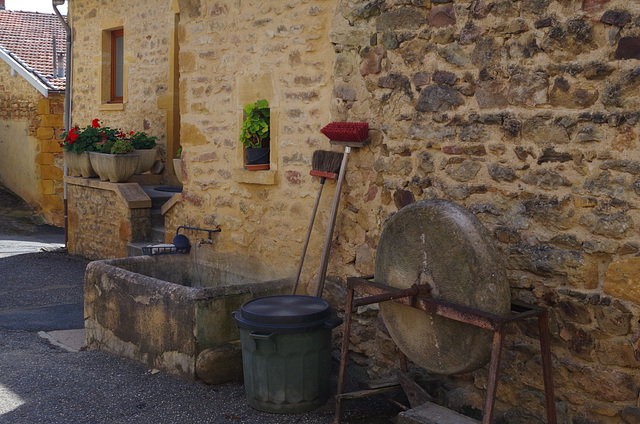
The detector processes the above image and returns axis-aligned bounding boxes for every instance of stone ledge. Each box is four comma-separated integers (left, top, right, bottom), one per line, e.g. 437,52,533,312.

64,176,151,208
98,102,125,111
398,402,480,424
233,168,277,185
161,192,182,215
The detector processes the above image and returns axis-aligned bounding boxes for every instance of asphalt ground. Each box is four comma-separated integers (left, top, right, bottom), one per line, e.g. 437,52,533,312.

0,183,401,423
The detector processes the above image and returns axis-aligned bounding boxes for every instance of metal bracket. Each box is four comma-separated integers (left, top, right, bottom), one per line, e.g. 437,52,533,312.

176,225,221,242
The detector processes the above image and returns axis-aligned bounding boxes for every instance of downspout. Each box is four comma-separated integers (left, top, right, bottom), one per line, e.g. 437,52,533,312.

53,0,71,247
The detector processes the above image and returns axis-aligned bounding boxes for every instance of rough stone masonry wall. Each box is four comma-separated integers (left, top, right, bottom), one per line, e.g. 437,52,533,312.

326,0,640,423
67,183,150,260
70,0,174,161
0,60,65,226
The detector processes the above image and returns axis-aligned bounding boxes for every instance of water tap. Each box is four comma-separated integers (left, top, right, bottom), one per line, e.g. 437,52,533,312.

196,237,213,246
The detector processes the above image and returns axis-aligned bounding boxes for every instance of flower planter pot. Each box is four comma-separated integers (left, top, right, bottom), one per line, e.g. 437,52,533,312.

173,158,183,184
65,151,97,178
135,147,157,174
245,147,270,170
89,152,140,183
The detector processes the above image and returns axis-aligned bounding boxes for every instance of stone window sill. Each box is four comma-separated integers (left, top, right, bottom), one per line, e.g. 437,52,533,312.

98,102,125,111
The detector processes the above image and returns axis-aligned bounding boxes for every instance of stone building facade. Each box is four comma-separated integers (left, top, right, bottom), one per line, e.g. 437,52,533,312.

69,0,180,180
0,9,66,227
69,0,640,422
0,62,65,226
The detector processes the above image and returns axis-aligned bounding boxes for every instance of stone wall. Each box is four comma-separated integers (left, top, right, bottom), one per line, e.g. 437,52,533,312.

66,179,151,260
327,0,640,422
0,60,65,226
36,94,65,227
166,0,337,281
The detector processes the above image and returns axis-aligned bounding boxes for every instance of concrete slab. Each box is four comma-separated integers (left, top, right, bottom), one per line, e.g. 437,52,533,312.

38,329,86,352
398,402,481,424
0,240,64,258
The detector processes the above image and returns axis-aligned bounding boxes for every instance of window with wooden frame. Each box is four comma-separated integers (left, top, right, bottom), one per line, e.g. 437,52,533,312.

99,26,125,108
110,29,124,103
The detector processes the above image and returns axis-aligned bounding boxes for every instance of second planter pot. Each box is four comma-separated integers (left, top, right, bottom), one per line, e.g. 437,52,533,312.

135,147,157,174
65,151,97,178
89,152,140,183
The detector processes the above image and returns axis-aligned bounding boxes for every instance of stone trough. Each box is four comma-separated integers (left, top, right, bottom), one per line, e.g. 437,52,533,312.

84,253,290,380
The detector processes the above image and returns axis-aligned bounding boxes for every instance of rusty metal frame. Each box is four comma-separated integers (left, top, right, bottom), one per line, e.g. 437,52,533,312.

334,275,557,424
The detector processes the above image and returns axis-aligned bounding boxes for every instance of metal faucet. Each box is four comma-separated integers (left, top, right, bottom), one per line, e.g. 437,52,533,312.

196,237,213,246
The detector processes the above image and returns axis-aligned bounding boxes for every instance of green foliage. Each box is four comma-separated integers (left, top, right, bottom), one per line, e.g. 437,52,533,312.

176,147,182,158
239,99,270,149
129,131,157,150
95,137,134,154
110,140,135,154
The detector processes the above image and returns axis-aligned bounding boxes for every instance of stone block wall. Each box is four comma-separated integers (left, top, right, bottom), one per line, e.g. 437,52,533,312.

0,61,65,226
36,94,65,227
66,179,151,260
327,0,640,422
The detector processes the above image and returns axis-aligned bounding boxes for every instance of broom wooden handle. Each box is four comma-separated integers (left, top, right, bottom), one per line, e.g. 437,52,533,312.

314,146,350,298
292,177,326,295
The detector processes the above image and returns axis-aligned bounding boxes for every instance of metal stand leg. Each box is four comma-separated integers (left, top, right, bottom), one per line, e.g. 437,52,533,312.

483,329,505,424
334,286,355,424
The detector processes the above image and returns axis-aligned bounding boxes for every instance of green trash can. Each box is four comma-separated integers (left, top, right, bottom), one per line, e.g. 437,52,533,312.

233,295,342,414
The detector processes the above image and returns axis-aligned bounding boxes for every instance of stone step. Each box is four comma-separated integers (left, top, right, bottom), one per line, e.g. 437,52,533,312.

140,185,179,210
398,402,481,424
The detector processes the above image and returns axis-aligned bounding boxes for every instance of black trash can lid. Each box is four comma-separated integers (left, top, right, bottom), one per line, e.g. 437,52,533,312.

234,295,338,334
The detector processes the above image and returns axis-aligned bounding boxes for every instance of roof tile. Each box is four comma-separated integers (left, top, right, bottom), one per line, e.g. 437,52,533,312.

0,10,66,91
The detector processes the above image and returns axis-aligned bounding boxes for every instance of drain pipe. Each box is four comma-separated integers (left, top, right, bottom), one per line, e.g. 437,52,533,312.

52,0,71,247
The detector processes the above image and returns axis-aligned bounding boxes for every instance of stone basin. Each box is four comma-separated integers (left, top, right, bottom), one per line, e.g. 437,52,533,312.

84,253,290,380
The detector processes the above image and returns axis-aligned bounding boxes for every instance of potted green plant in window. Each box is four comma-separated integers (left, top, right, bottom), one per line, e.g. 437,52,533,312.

240,99,270,170
128,130,157,174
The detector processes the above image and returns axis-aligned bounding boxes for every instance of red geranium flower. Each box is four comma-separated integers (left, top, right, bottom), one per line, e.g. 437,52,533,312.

91,119,101,128
66,127,79,144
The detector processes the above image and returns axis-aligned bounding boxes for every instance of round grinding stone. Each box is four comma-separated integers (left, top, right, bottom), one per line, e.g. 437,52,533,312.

376,199,510,375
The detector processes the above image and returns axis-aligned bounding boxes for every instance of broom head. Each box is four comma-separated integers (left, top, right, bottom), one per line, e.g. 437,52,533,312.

310,150,342,180
320,122,369,143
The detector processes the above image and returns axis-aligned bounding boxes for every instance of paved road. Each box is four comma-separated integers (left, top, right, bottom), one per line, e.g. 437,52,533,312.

0,184,399,423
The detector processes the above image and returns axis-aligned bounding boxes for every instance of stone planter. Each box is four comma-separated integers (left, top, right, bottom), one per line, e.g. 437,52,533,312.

135,147,157,174
89,152,140,183
173,158,183,184
64,151,97,178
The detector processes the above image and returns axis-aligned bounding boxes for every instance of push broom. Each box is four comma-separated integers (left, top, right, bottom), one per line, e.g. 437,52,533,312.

291,150,344,295
313,122,369,298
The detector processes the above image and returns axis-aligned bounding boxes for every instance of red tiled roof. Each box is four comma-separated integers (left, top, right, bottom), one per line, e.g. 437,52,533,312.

0,10,66,91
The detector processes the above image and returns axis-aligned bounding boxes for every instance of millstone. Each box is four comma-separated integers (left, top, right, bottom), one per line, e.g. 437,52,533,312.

376,199,510,375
